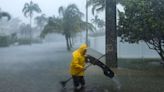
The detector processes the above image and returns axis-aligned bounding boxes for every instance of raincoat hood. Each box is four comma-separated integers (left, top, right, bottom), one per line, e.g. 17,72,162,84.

77,43,88,55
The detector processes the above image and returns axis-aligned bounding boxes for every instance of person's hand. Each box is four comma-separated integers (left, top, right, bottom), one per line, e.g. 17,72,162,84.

86,55,97,65
80,67,85,71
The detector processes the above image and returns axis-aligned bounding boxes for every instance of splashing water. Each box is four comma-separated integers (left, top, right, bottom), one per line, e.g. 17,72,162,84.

111,75,121,90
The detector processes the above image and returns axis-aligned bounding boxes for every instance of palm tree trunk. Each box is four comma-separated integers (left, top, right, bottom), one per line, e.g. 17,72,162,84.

30,15,32,44
71,37,74,46
105,0,117,67
69,36,72,48
65,34,70,51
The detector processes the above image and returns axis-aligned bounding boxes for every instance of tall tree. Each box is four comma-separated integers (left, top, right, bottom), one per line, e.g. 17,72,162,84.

59,4,84,50
87,0,117,67
22,1,41,42
118,0,164,62
41,4,95,50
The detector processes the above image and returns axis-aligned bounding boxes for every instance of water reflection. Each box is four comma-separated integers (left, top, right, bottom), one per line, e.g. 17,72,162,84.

60,86,109,92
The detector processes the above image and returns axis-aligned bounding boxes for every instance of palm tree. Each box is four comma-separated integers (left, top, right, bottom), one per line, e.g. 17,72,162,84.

58,4,84,49
35,14,47,30
87,0,117,67
22,1,41,42
41,4,95,50
91,15,105,30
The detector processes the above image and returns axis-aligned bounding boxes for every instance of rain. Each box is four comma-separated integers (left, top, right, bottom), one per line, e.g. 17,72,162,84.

0,0,164,92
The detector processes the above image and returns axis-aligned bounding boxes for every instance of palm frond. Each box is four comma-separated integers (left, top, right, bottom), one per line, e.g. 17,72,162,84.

67,4,79,11
87,22,96,32
96,4,105,12
87,0,105,15
22,1,41,18
33,4,42,12
22,3,29,12
0,12,11,20
91,3,102,15
24,9,30,17
58,6,64,16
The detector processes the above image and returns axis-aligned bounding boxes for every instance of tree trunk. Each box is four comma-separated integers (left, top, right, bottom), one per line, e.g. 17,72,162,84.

146,41,164,63
65,34,70,51
105,0,117,67
69,36,72,48
71,37,74,46
158,52,164,62
158,40,164,62
30,15,32,44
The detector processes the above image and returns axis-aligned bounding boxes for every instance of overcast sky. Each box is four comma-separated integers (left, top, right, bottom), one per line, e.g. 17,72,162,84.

0,0,123,24
0,0,96,23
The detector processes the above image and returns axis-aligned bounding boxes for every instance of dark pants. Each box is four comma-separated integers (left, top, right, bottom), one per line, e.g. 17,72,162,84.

72,76,85,88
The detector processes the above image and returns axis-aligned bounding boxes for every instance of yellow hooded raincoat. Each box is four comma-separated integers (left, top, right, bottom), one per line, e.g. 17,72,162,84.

70,44,88,76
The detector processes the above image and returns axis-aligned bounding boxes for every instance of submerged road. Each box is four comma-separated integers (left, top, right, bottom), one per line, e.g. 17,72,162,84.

0,42,111,92
0,42,72,92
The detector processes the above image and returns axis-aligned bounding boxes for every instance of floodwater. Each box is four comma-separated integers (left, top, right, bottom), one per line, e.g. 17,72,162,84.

0,42,71,92
0,42,120,92
1,41,163,92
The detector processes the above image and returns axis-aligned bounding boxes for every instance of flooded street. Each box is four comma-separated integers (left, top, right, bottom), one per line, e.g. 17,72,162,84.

0,42,164,92
0,42,73,92
0,42,112,92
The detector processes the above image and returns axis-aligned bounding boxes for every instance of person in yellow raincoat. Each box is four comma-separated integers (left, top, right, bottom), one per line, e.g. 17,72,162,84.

70,43,88,90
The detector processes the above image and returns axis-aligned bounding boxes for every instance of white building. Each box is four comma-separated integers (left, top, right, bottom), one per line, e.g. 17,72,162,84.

88,32,160,59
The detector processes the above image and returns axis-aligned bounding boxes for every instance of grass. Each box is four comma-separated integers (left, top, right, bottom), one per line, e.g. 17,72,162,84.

118,58,162,70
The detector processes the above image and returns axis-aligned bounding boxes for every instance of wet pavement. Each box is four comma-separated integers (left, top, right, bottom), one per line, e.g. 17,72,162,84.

0,42,113,92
